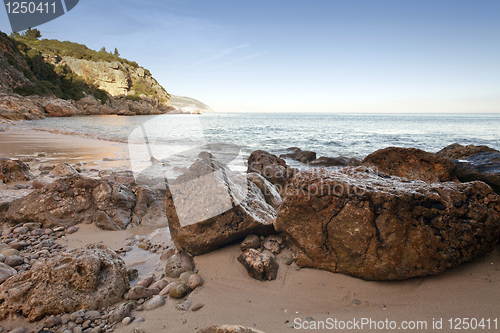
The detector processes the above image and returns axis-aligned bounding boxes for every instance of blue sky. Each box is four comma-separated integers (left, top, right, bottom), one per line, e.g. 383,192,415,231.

1,0,499,113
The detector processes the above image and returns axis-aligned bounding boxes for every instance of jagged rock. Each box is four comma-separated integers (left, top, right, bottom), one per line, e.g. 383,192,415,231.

238,249,279,281
132,187,168,227
164,253,195,278
197,326,266,333
0,262,16,283
0,244,129,321
247,150,295,190
275,167,500,280
0,94,45,120
362,147,457,183
109,302,133,324
0,175,135,229
280,147,316,163
165,152,276,256
309,156,361,167
44,102,78,117
50,162,79,177
437,144,500,194
0,158,34,183
246,173,282,208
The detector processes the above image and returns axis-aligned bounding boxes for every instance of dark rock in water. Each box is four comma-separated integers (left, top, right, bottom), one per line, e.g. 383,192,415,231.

0,158,35,183
164,253,195,278
437,144,500,194
247,150,296,190
238,248,279,281
275,167,500,280
246,173,282,208
165,152,276,256
309,156,361,167
280,148,317,163
197,325,266,333
362,147,457,183
0,244,129,322
0,174,167,229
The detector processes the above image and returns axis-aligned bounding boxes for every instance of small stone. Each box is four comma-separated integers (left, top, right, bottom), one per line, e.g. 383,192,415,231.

150,279,168,290
169,282,189,298
85,310,100,319
70,309,86,321
121,317,132,325
0,254,5,262
44,229,54,235
137,243,149,250
160,248,175,261
9,328,27,333
238,248,279,281
0,262,16,283
109,302,133,323
187,274,203,290
191,303,204,312
73,327,82,333
159,282,178,296
13,227,29,235
179,271,194,284
164,253,195,278
143,295,165,311
135,305,144,311
4,255,23,267
133,317,145,323
352,299,362,305
66,226,79,234
240,234,261,251
122,246,132,252
0,249,18,257
135,274,155,288
44,314,61,327
10,242,28,250
126,285,159,300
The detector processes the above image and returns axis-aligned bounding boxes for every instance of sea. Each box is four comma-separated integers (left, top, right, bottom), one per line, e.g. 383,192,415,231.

15,113,500,173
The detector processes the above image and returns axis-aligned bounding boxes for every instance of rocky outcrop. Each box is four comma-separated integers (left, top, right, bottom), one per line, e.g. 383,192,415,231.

0,174,168,230
437,144,500,194
0,32,33,93
247,150,296,191
362,147,457,183
0,244,129,322
280,147,316,163
0,158,35,183
165,152,276,256
275,167,500,280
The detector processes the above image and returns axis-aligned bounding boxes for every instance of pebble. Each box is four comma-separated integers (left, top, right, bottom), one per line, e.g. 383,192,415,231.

5,255,24,267
14,184,29,189
159,282,178,296
70,309,86,321
9,328,27,333
188,274,203,290
10,241,28,250
144,295,165,311
13,227,29,235
191,303,204,312
179,271,195,284
352,299,362,305
66,226,79,234
150,279,168,290
240,234,261,251
122,317,132,325
85,310,101,319
0,254,5,262
73,327,82,333
135,274,155,288
133,317,145,323
169,282,189,298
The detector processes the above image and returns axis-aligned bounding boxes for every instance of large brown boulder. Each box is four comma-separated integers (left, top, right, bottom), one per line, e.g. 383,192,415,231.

275,167,500,280
165,152,276,256
44,102,78,117
362,147,457,183
0,174,167,229
247,150,296,191
437,143,500,194
0,158,34,183
0,244,129,322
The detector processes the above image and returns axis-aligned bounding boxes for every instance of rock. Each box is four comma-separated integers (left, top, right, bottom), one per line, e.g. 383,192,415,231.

240,234,261,252
45,102,77,117
0,175,136,229
0,262,16,283
160,248,175,261
10,241,27,250
165,152,276,256
164,253,195,278
4,255,23,267
66,226,79,234
280,147,317,163
262,236,282,254
247,150,295,189
187,274,203,290
122,316,132,325
309,156,361,167
169,282,189,298
150,279,168,290
274,167,500,280
143,295,165,310
13,226,29,234
179,271,195,284
0,244,129,321
84,310,100,319
437,144,500,194
135,274,155,288
109,302,133,324
196,325,266,333
126,285,159,300
159,282,178,296
50,162,79,177
0,158,34,183
70,309,85,321
362,147,457,183
0,249,18,257
238,249,279,281
246,173,282,208
8,328,27,333
0,254,5,262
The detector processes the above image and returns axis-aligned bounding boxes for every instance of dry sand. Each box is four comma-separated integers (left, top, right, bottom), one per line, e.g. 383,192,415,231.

0,128,499,333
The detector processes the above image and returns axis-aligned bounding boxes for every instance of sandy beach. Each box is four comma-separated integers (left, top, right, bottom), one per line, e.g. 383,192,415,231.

0,128,499,333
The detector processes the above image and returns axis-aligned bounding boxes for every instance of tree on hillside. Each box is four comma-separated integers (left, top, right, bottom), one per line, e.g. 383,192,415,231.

99,46,106,53
114,48,120,57
22,28,41,40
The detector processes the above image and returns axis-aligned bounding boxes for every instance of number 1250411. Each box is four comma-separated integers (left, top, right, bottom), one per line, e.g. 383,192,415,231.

5,2,56,14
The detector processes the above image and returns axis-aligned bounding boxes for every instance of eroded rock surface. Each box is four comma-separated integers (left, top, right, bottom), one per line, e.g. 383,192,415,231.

275,167,500,280
238,248,279,281
247,150,295,190
0,244,129,321
0,158,35,183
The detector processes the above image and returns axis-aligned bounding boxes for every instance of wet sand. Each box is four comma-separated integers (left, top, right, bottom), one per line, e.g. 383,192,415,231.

0,128,499,332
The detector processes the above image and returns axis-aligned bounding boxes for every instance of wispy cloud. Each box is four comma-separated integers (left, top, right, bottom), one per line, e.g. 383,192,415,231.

188,51,268,75
174,43,251,72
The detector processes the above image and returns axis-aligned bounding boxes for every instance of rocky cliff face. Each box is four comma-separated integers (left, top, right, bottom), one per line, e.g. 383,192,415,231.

44,55,171,106
0,32,33,93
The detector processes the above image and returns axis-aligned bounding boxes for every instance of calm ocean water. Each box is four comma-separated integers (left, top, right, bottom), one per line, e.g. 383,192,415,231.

17,113,500,170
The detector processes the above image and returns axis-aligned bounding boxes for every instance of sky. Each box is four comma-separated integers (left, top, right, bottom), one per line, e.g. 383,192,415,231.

1,0,499,113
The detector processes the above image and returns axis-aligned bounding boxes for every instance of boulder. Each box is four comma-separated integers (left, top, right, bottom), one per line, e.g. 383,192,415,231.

437,144,500,194
274,167,500,280
237,249,279,281
0,244,129,321
164,253,195,278
246,173,282,208
280,147,316,163
0,158,34,183
362,147,457,183
247,150,295,190
309,156,361,167
44,102,77,117
165,152,276,256
0,175,155,230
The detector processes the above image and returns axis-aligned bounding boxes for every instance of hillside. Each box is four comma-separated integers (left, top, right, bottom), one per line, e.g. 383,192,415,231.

170,95,214,114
